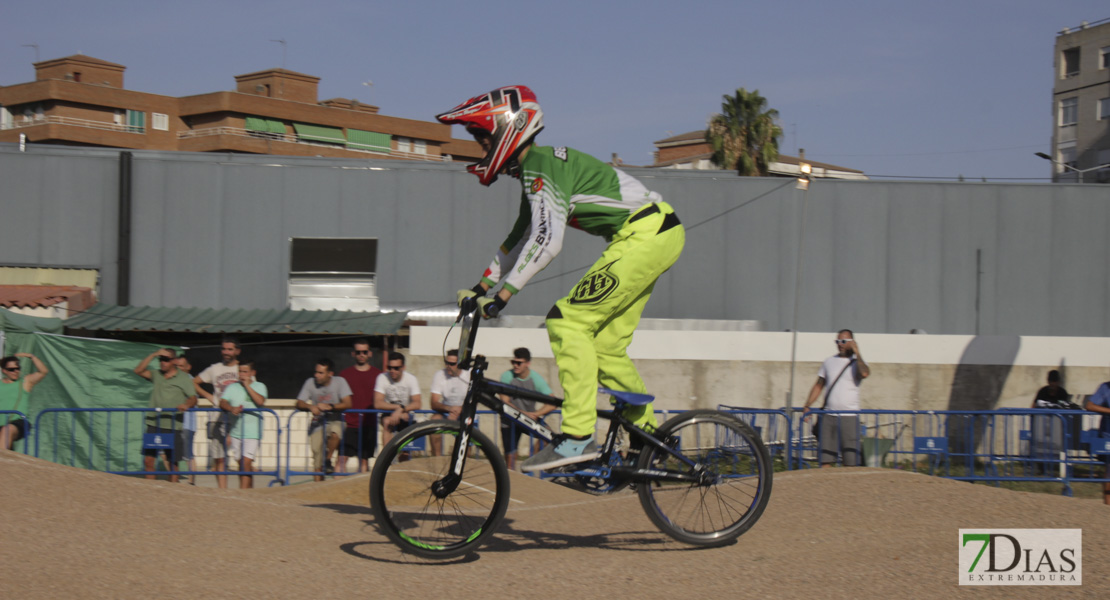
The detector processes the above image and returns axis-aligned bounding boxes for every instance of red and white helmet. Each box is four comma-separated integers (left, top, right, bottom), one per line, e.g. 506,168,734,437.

436,85,544,186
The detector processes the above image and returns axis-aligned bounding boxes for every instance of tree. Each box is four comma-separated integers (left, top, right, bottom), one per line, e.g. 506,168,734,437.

706,88,783,176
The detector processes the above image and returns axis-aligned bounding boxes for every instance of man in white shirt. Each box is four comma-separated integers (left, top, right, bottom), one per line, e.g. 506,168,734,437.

374,352,422,446
802,329,870,467
194,338,242,489
429,349,470,455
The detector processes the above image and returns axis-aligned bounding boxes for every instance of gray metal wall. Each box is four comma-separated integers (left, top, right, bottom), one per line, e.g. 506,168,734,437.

2,143,1107,336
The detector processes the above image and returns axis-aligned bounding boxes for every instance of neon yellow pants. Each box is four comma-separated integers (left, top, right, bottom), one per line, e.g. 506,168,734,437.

545,202,685,437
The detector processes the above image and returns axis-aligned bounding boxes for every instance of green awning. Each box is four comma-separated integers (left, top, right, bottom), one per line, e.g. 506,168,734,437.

347,129,391,153
265,119,285,134
65,303,409,335
245,117,286,135
293,123,346,144
245,116,268,132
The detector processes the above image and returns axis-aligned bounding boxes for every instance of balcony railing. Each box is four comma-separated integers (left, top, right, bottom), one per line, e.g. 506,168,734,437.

1,115,144,134
178,126,451,162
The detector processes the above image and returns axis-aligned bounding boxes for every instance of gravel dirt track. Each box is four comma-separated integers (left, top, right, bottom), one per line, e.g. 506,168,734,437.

3,451,1106,598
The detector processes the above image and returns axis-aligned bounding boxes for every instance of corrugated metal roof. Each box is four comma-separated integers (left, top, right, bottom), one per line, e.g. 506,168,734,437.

65,303,409,335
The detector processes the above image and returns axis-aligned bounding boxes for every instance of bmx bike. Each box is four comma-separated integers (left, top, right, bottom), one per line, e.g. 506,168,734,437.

368,300,772,558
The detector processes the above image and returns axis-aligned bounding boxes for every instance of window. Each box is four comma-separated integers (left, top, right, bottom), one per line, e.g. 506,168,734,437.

1100,98,1110,121
1062,48,1080,78
21,103,44,122
396,136,411,153
126,109,145,133
413,139,427,154
0,105,10,129
114,110,124,125
1102,46,1110,69
1059,97,1078,126
151,113,169,131
1058,144,1078,171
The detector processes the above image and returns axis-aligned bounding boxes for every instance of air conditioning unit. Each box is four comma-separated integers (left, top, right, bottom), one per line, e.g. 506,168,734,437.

287,237,379,312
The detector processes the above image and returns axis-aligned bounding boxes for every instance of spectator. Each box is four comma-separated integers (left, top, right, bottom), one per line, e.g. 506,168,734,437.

194,337,244,489
176,355,198,485
1030,370,1078,474
220,360,267,489
802,329,870,467
1084,381,1110,505
1032,370,1073,409
374,352,422,446
133,348,196,483
0,353,49,451
498,347,554,469
338,339,382,473
296,358,352,481
429,349,471,455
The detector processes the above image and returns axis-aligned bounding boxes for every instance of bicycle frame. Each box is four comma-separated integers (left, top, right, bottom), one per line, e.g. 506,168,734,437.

435,304,702,496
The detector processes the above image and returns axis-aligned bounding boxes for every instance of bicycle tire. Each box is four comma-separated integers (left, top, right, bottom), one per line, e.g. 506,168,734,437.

369,420,510,558
636,409,772,546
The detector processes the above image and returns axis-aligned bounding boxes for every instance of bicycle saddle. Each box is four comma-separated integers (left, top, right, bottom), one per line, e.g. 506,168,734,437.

599,387,655,405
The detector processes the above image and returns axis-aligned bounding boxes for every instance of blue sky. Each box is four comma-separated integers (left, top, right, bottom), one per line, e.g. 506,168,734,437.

2,1,1106,180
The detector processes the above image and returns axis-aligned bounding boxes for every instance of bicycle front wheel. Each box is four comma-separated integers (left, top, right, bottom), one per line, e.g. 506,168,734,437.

369,420,510,558
637,409,772,546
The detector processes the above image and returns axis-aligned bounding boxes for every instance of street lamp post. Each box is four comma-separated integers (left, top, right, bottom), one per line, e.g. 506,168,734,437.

1035,152,1110,183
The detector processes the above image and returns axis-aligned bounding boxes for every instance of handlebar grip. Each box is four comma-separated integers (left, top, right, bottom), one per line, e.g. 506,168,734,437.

484,303,501,319
459,296,478,316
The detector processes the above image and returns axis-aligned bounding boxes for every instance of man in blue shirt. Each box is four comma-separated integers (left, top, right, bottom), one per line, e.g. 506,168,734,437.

498,347,555,469
1084,382,1110,505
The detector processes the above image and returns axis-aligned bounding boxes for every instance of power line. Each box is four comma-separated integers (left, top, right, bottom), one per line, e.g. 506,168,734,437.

811,143,1044,159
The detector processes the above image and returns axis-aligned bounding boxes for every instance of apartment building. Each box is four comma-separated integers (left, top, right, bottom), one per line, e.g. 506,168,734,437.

0,54,482,163
652,130,867,180
1049,18,1110,183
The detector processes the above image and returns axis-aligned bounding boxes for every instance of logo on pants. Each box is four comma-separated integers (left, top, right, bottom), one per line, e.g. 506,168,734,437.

569,262,619,304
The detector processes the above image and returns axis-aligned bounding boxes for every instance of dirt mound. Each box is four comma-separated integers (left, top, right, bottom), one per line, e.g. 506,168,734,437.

2,452,1106,598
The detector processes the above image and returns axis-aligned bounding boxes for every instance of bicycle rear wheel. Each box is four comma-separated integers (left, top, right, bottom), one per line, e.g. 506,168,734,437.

636,409,772,546
369,420,510,558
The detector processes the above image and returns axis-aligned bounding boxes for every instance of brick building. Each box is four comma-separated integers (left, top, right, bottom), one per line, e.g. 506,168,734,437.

653,130,866,180
0,54,481,162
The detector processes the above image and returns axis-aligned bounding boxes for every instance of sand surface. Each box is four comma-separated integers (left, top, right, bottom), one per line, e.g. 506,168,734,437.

2,451,1106,598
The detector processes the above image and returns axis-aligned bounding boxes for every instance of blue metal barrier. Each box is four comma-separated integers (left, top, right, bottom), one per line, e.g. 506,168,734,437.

766,408,1109,495
1,409,30,454
717,406,793,467
283,408,506,484
33,407,283,486
18,404,1109,496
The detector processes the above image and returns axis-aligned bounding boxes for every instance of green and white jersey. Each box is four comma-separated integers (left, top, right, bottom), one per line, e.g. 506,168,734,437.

480,145,662,294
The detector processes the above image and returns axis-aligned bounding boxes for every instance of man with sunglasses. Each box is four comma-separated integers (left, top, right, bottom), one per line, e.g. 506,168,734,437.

337,339,382,473
133,348,197,482
498,348,554,469
802,329,871,467
374,352,422,446
428,349,470,455
1,352,48,451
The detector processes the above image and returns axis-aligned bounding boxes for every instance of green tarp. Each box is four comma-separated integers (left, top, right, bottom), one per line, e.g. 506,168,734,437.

2,309,178,470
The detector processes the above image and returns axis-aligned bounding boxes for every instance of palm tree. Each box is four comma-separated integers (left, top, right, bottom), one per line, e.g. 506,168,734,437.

706,88,783,176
